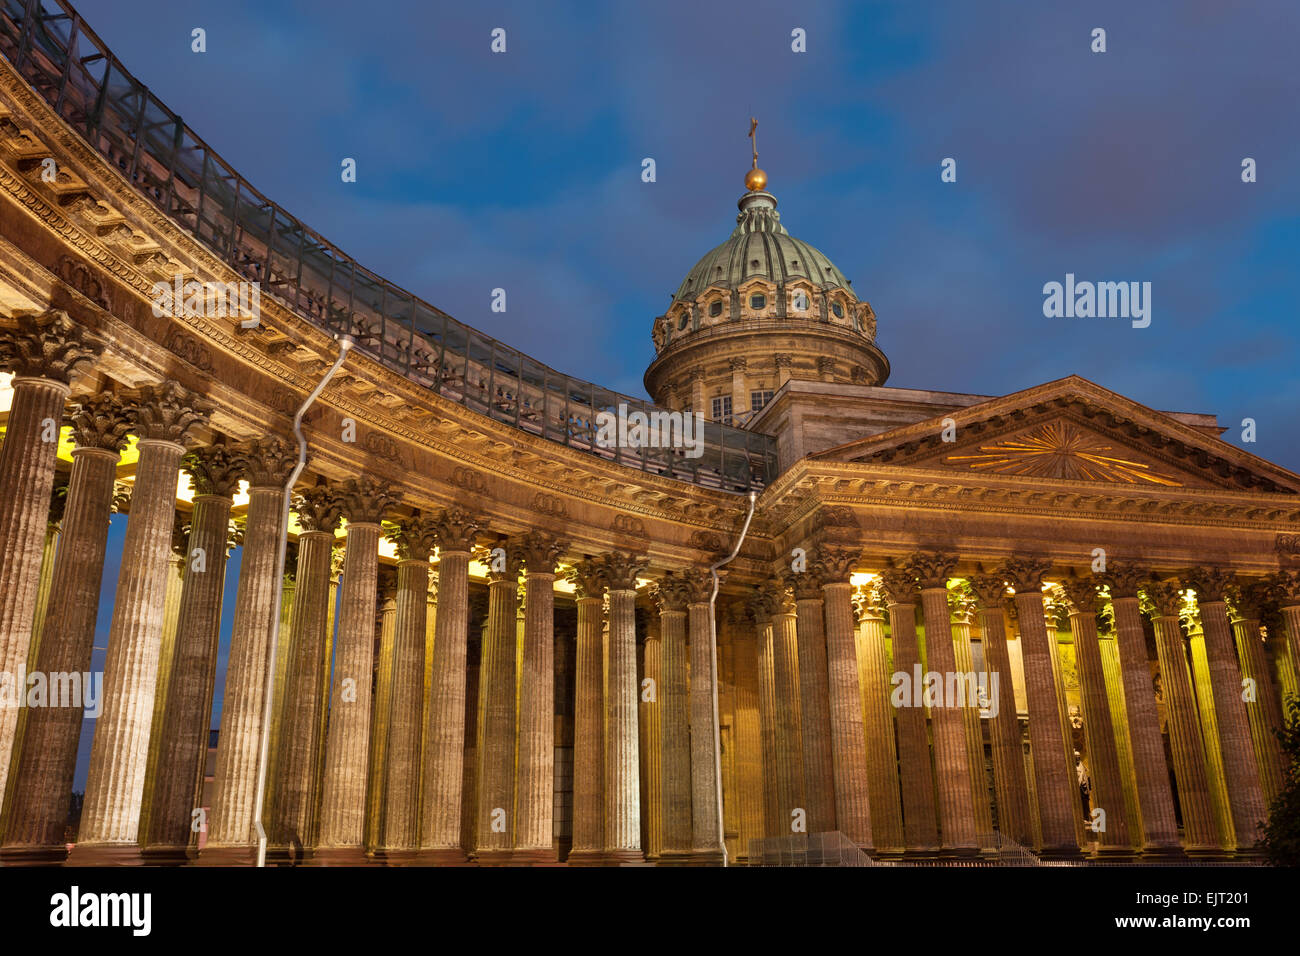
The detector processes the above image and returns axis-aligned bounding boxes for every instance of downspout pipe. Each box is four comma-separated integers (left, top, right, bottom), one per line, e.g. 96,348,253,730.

707,489,757,867
253,333,353,868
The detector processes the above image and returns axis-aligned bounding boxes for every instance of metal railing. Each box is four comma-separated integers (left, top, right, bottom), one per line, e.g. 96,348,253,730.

0,0,777,492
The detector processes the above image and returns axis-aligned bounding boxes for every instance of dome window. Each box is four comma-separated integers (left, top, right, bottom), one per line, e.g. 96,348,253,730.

751,259,760,268
750,293,766,309
831,301,844,318
709,300,723,317
677,314,689,330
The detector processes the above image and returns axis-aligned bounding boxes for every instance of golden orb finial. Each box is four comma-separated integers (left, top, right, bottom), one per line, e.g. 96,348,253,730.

745,167,767,191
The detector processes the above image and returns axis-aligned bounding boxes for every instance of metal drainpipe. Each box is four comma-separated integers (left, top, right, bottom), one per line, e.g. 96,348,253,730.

253,333,353,868
707,489,757,867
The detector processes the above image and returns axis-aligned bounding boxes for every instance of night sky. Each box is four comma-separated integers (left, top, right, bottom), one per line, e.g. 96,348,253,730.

69,0,1300,782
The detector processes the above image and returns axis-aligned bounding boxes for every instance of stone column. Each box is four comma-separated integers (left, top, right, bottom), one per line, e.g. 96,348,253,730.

190,438,294,864
728,357,747,423
729,605,765,858
1000,557,1079,858
1186,624,1234,845
653,573,691,860
948,590,994,852
471,540,522,862
600,551,647,863
262,542,298,826
789,569,837,835
1,394,130,863
1059,577,1132,855
1101,564,1181,854
142,442,243,862
1098,634,1143,849
263,483,341,861
72,383,210,862
639,614,663,861
365,573,398,855
851,583,905,855
746,589,780,837
817,549,872,850
0,310,97,804
139,518,186,845
513,531,565,863
1187,568,1267,854
416,509,480,862
1227,584,1286,807
769,581,806,836
1142,578,1221,854
564,559,605,864
877,568,939,854
377,515,438,861
685,568,724,861
1274,570,1300,691
316,477,396,863
905,552,977,854
968,576,1034,848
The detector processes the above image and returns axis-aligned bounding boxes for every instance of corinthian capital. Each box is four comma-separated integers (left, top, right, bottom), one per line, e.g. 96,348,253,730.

127,381,213,445
0,309,99,383
235,435,295,487
1270,570,1300,607
1059,577,1100,615
968,574,1010,610
517,530,567,575
815,546,862,584
183,438,245,498
477,541,524,583
431,507,481,553
651,572,691,614
388,513,439,562
68,392,133,452
1185,567,1236,604
682,568,714,605
998,556,1052,594
598,551,647,592
295,484,344,533
785,568,824,601
1142,579,1186,619
338,474,398,525
746,584,777,625
877,566,918,606
1100,561,1151,599
903,551,957,590
1226,581,1271,623
565,559,605,600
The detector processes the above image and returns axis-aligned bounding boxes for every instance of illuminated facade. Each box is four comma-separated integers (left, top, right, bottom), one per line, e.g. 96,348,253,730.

0,1,1296,867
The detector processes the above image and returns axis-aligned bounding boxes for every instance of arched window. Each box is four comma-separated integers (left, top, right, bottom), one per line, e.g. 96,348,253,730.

831,301,844,318
710,300,723,317
750,293,766,310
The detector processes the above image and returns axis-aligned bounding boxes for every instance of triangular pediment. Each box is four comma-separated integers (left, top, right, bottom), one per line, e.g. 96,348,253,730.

812,376,1300,494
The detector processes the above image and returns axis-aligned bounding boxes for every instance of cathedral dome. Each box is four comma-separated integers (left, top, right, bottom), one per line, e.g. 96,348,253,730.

645,174,889,424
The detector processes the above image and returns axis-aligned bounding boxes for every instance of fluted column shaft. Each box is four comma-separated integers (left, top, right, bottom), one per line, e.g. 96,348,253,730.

366,595,397,852
475,569,519,854
974,605,1033,846
755,616,780,835
918,587,977,851
794,595,837,833
1283,604,1300,690
1149,611,1219,850
1231,614,1285,806
570,592,605,857
0,377,71,805
515,570,557,857
855,605,904,853
1,446,118,856
318,522,382,851
1012,590,1078,854
821,582,871,848
731,625,765,857
640,627,662,860
605,586,642,858
1108,596,1179,849
885,598,939,852
772,604,805,832
688,599,723,855
268,529,335,851
382,561,430,852
77,438,186,849
145,492,233,855
950,614,993,849
1066,606,1130,850
420,549,472,856
1198,599,1267,848
659,606,690,855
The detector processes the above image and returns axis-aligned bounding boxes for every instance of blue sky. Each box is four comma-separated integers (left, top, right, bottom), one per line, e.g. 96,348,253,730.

69,0,1300,777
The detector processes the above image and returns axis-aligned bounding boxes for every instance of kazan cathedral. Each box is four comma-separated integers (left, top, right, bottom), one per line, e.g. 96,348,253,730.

0,1,1297,869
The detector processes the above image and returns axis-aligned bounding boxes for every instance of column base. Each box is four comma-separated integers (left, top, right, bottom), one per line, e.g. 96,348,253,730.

306,846,375,866
937,845,982,861
139,844,195,866
687,848,726,866
471,848,515,867
1138,843,1187,863
563,848,607,867
0,843,70,866
373,848,422,866
656,849,695,866
404,847,475,866
510,847,561,866
605,848,648,866
196,844,260,867
1036,843,1085,862
1183,845,1232,862
1087,843,1141,863
901,846,941,861
64,843,145,866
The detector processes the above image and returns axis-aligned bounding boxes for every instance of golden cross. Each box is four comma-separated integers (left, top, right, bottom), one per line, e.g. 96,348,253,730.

748,117,758,169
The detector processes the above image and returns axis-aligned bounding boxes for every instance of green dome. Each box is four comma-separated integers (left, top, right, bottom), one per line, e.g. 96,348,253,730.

670,189,857,304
